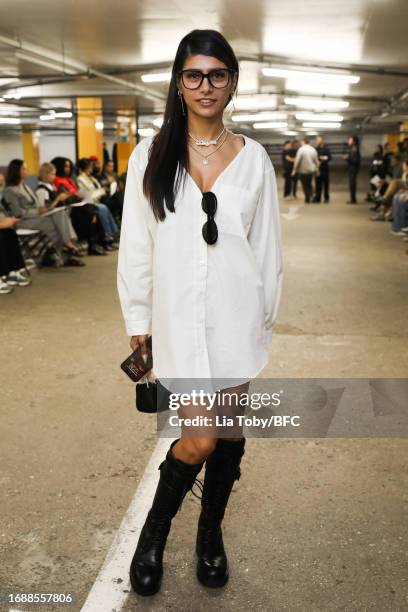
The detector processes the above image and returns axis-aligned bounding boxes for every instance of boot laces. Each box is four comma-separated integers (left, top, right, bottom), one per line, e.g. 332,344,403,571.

191,477,204,500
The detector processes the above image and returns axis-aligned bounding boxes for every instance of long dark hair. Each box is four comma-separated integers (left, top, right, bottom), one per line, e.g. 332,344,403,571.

51,156,73,178
6,159,24,186
143,29,239,222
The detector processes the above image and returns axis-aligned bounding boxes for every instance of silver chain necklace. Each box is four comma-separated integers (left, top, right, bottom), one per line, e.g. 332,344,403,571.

188,126,226,147
188,130,229,165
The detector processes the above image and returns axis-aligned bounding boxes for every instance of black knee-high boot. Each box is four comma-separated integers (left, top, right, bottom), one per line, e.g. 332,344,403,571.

196,437,246,587
130,439,205,596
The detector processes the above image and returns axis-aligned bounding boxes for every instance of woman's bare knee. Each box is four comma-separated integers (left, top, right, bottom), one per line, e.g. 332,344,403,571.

173,437,217,463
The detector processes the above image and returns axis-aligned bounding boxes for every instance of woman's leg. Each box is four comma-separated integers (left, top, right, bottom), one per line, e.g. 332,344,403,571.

95,203,118,238
18,216,62,250
48,210,78,248
195,381,249,588
0,229,25,277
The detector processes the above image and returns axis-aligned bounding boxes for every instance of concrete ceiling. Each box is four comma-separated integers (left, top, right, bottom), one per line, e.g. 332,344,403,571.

0,0,407,137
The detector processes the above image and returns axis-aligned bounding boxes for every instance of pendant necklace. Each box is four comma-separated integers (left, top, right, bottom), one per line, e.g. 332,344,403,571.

188,126,226,147
189,130,229,166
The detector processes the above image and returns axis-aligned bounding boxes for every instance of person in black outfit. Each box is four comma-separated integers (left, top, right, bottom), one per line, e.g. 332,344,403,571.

0,206,32,293
281,140,295,198
313,136,332,203
106,172,126,226
343,135,361,204
290,139,300,197
383,143,393,178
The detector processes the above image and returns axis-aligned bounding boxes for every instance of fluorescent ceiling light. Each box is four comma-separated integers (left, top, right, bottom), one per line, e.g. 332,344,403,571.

141,73,171,83
285,97,349,110
234,94,277,111
15,51,78,75
285,79,349,96
262,67,359,84
302,122,341,129
231,111,287,122
253,122,288,129
40,111,73,120
295,113,344,122
283,130,299,136
153,117,164,127
0,97,4,102
3,92,21,100
0,117,20,124
0,78,19,86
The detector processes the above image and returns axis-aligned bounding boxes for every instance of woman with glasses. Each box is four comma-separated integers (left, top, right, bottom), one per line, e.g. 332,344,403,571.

117,29,283,596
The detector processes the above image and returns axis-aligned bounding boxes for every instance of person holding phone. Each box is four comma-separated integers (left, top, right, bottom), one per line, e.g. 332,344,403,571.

117,29,283,597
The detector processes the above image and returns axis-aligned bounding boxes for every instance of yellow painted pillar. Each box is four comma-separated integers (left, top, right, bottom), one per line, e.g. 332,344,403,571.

116,109,137,174
22,128,40,174
76,97,103,162
385,133,399,152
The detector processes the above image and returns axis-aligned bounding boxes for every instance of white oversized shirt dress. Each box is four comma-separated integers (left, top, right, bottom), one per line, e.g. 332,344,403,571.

117,133,283,394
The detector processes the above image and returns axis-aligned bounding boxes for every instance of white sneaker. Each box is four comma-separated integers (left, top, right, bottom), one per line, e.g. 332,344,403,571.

24,259,37,270
7,270,32,286
390,230,406,236
0,278,13,294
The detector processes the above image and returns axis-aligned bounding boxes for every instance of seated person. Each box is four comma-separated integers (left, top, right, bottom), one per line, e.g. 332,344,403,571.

390,191,408,235
371,161,408,221
0,202,31,293
96,159,117,195
3,159,83,266
51,157,112,255
77,158,119,247
106,171,126,226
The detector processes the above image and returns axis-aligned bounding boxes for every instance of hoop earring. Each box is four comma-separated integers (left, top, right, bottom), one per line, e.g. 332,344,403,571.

178,90,186,116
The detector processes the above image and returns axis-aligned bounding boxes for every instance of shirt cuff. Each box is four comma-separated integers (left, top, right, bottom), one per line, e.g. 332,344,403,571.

125,319,151,336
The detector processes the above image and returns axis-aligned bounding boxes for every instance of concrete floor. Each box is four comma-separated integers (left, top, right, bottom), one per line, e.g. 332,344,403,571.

1,183,407,612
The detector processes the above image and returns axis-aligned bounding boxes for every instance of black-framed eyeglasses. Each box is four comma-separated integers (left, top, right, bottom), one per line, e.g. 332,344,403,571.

178,68,235,90
202,191,218,245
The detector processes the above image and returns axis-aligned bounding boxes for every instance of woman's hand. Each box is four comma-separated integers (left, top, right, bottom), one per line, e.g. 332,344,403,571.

130,334,150,361
0,216,20,229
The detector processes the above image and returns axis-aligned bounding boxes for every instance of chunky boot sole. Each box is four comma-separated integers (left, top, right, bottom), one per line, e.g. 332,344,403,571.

197,562,229,588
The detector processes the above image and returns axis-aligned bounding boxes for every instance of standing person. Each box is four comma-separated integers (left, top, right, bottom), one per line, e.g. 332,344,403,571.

313,136,332,203
291,139,300,197
343,135,361,204
281,140,295,198
292,137,319,203
117,28,283,597
103,141,110,165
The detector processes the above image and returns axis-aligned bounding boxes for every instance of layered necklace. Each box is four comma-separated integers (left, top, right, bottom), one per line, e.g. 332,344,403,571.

188,127,230,166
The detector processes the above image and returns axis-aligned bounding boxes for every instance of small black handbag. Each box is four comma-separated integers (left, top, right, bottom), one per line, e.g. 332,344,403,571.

135,379,171,413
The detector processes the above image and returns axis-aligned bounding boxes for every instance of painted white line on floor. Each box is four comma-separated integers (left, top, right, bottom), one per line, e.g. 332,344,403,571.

281,205,302,221
80,437,174,612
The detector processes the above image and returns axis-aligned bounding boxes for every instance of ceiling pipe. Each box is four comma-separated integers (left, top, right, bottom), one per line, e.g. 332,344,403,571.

0,33,166,102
